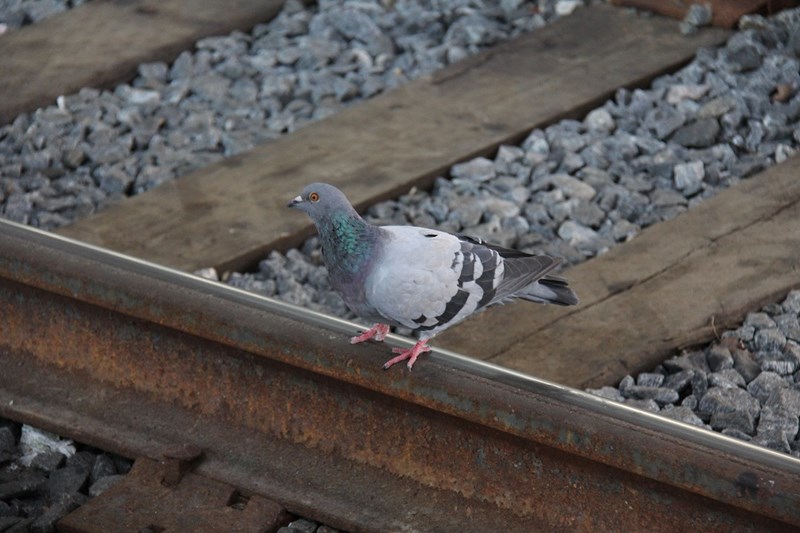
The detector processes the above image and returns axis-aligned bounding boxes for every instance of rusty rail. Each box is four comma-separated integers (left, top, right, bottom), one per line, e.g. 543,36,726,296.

0,218,798,531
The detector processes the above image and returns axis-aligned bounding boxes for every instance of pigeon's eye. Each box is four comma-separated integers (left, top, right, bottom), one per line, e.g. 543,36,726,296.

309,192,320,202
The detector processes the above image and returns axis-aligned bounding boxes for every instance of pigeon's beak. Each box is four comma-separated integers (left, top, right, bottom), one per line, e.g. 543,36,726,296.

287,195,303,208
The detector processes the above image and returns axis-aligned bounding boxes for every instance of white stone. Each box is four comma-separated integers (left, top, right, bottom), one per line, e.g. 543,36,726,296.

558,220,599,247
673,160,704,191
451,157,496,182
555,0,582,16
666,83,711,105
545,174,597,200
584,108,615,132
17,425,76,467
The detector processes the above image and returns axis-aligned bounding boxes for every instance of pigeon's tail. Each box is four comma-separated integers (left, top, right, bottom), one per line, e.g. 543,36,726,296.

518,275,579,306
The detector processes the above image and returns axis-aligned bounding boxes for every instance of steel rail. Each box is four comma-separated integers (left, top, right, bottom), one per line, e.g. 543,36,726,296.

0,218,798,531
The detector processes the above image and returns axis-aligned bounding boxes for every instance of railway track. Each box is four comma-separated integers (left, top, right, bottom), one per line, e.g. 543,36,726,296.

2,0,800,530
1,219,799,531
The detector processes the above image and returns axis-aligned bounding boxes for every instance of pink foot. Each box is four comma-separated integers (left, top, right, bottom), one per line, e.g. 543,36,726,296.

351,323,390,344
383,340,432,371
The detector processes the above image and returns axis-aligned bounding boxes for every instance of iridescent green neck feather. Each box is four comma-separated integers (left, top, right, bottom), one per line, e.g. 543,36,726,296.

318,211,378,276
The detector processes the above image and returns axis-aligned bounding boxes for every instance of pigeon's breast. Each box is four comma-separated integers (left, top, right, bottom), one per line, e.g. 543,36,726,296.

361,226,464,330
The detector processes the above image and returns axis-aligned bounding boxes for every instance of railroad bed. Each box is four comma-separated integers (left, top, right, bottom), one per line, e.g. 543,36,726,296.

2,219,799,531
2,0,800,531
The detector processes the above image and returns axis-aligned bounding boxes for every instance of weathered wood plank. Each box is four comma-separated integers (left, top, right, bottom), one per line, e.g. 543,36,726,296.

56,6,729,272
437,157,800,389
0,0,284,125
610,0,789,28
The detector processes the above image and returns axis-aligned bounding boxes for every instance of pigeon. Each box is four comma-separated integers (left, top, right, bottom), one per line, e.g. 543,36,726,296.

288,183,578,370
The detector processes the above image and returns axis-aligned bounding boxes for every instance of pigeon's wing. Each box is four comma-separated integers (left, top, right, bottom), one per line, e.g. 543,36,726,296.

364,227,561,335
365,226,464,331
457,235,563,305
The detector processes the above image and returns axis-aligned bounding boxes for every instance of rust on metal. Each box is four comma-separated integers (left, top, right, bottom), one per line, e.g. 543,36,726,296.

155,444,203,487
0,220,799,531
611,0,799,28
59,458,288,532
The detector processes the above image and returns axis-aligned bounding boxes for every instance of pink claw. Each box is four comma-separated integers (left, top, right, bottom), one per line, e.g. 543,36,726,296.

351,323,390,344
383,340,431,371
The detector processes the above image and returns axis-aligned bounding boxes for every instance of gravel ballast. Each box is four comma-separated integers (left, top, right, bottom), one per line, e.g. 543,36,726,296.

0,0,87,33
0,418,131,532
214,7,800,456
0,3,798,529
0,1,585,529
223,7,800,318
589,290,800,457
3,1,800,456
0,0,585,229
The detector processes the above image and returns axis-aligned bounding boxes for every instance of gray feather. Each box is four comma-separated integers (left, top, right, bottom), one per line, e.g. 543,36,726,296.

288,183,579,340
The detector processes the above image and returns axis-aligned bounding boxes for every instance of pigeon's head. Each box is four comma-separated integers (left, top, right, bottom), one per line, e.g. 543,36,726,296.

287,182,356,223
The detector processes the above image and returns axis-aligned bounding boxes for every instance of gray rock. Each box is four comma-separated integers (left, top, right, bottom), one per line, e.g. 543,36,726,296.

584,108,615,133
540,174,597,200
691,371,709,401
747,371,788,405
30,492,88,533
3,193,33,223
451,157,496,182
708,368,746,389
622,386,679,405
721,427,752,441
698,387,760,433
46,466,88,501
753,328,787,353
760,348,800,376
586,386,624,402
611,219,639,241
122,87,160,106
732,349,761,383
698,96,737,119
618,374,635,393
707,345,733,371
744,312,776,330
670,118,720,148
673,160,704,194
636,372,664,387
683,3,713,28
95,166,133,195
0,473,47,500
681,394,698,410
666,84,710,105
495,145,524,165
0,427,15,464
782,290,800,314
664,369,694,393
0,517,23,530
30,451,64,472
483,197,521,219
137,62,169,86
765,387,800,414
88,475,125,497
557,220,599,248
650,188,687,207
288,518,319,533
774,314,800,342
753,429,791,453
66,450,96,473
663,350,709,374
327,10,394,57
90,454,117,484
660,405,705,427
644,107,686,140
728,45,763,72
625,398,660,412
